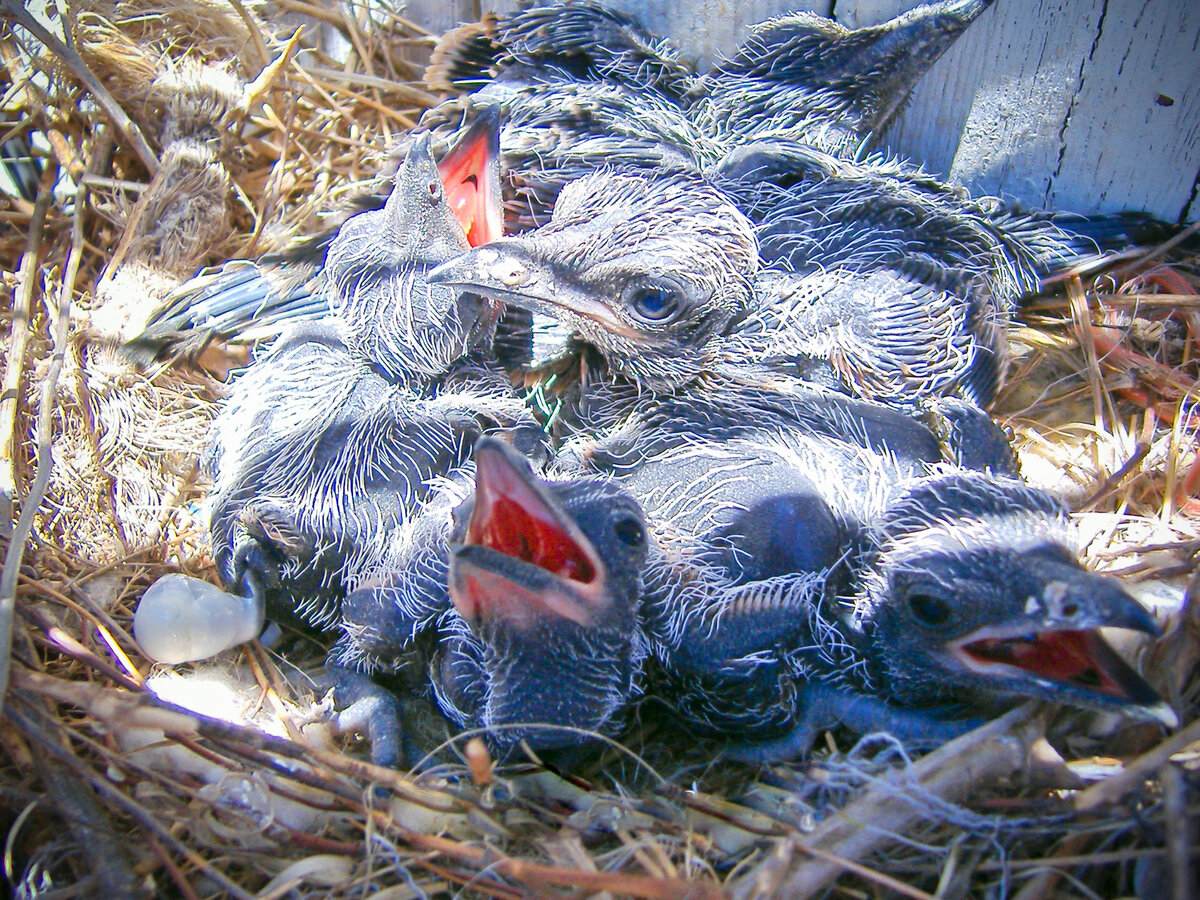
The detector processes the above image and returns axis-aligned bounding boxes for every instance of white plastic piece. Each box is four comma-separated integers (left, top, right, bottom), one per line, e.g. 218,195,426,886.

133,573,263,664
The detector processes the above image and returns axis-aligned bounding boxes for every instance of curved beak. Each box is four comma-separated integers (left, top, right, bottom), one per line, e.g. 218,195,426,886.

947,559,1176,727
429,243,642,340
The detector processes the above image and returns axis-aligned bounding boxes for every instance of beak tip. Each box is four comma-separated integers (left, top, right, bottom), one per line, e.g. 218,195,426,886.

1125,599,1162,638
426,257,464,286
407,131,435,165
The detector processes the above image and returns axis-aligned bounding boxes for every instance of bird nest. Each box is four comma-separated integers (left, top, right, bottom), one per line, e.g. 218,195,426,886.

1,3,1198,898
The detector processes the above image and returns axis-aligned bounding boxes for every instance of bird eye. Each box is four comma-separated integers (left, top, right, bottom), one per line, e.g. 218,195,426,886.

627,284,681,323
613,517,645,548
908,592,951,626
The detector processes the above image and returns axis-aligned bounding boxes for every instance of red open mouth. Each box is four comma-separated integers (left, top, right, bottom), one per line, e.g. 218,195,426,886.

451,441,606,629
437,119,503,248
959,629,1127,697
952,623,1169,716
465,482,597,584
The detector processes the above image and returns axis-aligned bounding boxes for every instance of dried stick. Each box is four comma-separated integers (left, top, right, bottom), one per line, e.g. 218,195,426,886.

17,667,725,900
367,802,727,900
1,0,159,174
6,700,255,900
33,747,148,898
1162,763,1195,900
778,705,1042,898
1074,715,1200,814
0,185,85,702
0,191,49,535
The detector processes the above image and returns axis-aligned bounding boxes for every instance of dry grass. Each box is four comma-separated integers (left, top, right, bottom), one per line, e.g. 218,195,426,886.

1,2,1197,898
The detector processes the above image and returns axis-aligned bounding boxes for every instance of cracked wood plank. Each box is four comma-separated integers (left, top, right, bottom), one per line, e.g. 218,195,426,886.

837,0,1199,220
1046,0,1200,221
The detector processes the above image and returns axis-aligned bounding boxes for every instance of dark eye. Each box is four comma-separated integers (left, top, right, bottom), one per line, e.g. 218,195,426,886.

908,592,951,626
613,517,645,548
627,285,681,323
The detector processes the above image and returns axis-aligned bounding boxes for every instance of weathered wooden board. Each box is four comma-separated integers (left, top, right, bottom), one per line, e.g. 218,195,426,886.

877,0,1200,221
402,0,1200,221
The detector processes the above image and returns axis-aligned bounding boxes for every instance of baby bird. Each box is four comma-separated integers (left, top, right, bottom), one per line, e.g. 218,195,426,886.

124,112,505,368
688,0,994,155
432,170,760,392
421,0,708,229
331,436,650,764
124,5,710,367
206,131,531,631
426,1,696,100
428,167,1011,407
588,428,1174,760
125,2,1003,372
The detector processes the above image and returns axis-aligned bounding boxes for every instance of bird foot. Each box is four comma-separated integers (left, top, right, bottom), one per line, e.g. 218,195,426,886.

313,665,412,770
721,685,986,763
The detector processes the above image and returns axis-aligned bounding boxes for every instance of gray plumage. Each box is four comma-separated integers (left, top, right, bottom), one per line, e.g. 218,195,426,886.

428,167,1011,406
333,437,650,757
431,170,759,391
688,0,994,155
206,135,532,629
578,423,1172,757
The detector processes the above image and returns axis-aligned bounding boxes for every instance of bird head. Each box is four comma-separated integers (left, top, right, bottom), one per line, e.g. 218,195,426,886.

856,473,1175,727
324,115,505,379
445,436,650,749
427,171,759,390
696,0,993,153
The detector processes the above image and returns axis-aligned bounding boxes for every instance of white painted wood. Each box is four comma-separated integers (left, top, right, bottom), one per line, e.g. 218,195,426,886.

883,0,1098,207
1045,0,1200,221
882,0,1200,220
398,0,1200,220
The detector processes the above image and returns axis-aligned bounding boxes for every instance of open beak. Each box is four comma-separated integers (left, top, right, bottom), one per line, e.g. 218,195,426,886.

947,576,1176,727
435,108,504,247
449,437,614,631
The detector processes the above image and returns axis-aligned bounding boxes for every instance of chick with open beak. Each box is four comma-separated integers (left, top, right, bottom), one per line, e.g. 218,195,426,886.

334,437,650,762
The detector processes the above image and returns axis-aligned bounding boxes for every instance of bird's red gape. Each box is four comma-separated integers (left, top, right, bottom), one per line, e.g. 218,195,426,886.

468,493,597,584
466,451,598,585
960,629,1131,699
451,442,612,630
437,124,503,247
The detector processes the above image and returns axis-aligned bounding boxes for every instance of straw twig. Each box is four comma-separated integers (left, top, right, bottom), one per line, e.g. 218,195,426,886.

0,181,85,701
776,705,1043,898
2,0,158,174
1073,715,1200,814
0,189,49,537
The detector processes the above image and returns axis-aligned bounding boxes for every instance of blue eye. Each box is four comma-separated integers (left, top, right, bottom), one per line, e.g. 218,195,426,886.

628,285,679,322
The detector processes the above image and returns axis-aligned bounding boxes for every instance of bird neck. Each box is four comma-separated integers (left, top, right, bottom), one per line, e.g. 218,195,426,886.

480,623,641,748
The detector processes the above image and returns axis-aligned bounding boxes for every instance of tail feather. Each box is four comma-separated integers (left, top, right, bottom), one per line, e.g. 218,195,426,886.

121,260,328,368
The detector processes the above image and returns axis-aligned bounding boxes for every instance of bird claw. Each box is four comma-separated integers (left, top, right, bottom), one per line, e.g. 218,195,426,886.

229,500,315,599
313,666,409,770
721,722,821,764
804,686,985,750
721,685,986,763
239,499,313,559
